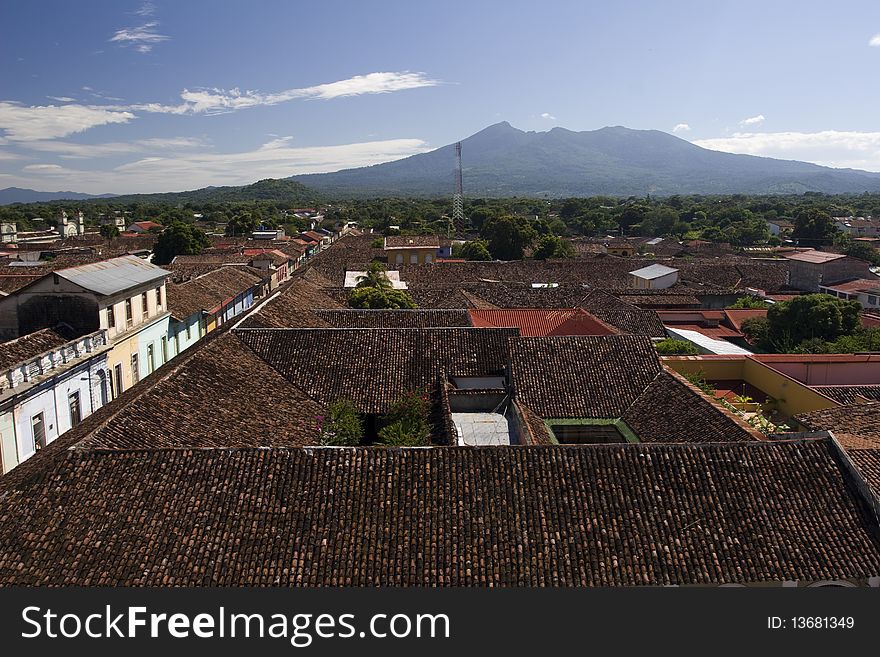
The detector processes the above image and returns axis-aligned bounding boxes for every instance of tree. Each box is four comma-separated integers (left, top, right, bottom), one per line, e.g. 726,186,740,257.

654,338,700,355
532,234,574,260
456,239,492,261
727,296,769,309
317,399,364,446
792,208,835,242
356,261,392,289
377,390,431,447
99,224,119,239
841,239,880,265
349,287,417,309
225,212,257,236
481,215,537,260
750,294,861,352
152,222,210,265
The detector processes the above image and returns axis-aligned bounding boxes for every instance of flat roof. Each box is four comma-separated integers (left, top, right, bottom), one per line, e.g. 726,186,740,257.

629,264,678,279
452,412,511,446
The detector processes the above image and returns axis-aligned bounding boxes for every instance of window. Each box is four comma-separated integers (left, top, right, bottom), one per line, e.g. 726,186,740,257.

68,391,82,428
32,413,46,450
870,295,878,306
147,343,155,374
142,291,149,319
125,298,133,327
155,285,163,309
114,363,124,397
107,304,115,329
98,370,109,406
131,353,139,384
395,253,404,265
186,323,192,340
410,253,418,264
161,336,168,363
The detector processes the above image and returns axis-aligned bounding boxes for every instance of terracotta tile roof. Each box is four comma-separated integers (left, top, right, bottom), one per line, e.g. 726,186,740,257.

236,327,517,413
622,370,760,442
810,386,880,405
0,274,45,295
822,278,880,294
77,332,325,450
508,335,661,417
0,327,71,370
315,309,472,328
166,266,263,319
618,294,701,308
723,309,768,331
384,235,441,249
469,308,617,336
238,278,342,329
580,290,666,337
794,402,880,450
1,440,878,586
849,450,880,499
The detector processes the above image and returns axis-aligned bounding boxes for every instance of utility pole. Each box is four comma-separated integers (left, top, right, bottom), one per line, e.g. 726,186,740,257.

451,141,464,236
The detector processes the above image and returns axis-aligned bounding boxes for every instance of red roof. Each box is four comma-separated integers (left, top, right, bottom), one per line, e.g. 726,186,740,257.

131,221,162,231
783,250,846,264
723,309,768,332
468,308,617,337
821,278,880,294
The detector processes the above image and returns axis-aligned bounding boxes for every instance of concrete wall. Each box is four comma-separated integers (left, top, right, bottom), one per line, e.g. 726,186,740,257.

0,401,15,475
663,356,838,417
137,315,172,379
388,248,435,265
787,258,874,291
169,313,204,357
761,358,880,386
11,355,107,467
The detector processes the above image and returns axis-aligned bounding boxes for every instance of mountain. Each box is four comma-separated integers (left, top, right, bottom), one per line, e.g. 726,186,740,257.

292,122,880,197
0,187,116,205
102,178,324,205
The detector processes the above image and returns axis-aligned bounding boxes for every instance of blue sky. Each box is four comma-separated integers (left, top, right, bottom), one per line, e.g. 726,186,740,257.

2,0,880,193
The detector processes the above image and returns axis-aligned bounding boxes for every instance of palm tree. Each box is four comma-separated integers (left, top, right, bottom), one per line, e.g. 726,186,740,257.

356,261,392,289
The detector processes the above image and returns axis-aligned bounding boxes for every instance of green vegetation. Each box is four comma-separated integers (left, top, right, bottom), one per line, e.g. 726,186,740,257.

682,371,717,396
349,288,418,309
99,224,119,239
727,296,770,309
317,400,364,446
742,294,862,353
455,239,492,261
654,338,700,355
532,233,575,260
355,261,393,289
377,390,432,447
152,222,210,265
481,215,537,260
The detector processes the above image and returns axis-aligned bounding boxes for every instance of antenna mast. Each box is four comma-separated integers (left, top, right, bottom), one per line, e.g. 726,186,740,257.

451,141,464,235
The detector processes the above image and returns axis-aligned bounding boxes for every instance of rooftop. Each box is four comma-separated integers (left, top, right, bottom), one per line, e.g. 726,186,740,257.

55,255,169,296
384,235,441,249
469,308,617,336
629,263,679,279
783,250,847,264
1,440,876,586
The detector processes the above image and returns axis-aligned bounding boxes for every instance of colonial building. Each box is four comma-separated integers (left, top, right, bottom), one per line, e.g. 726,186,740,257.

0,255,172,396
0,327,111,473
384,235,441,264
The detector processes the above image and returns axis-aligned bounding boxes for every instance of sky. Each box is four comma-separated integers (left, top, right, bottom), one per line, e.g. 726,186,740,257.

3,0,880,194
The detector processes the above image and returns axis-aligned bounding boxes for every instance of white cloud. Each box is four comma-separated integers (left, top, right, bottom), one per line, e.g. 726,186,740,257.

0,72,440,141
869,33,880,46
540,112,556,120
127,71,441,115
693,130,880,171
20,136,208,158
739,114,765,127
110,2,169,55
672,123,691,133
47,96,76,103
0,102,134,141
6,137,431,194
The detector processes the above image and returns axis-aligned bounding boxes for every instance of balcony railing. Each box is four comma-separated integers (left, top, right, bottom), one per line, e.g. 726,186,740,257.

0,329,109,394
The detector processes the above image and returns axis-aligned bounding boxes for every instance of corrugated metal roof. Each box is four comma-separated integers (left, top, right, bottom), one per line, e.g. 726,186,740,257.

783,250,846,264
629,264,678,279
57,255,169,296
665,327,753,355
